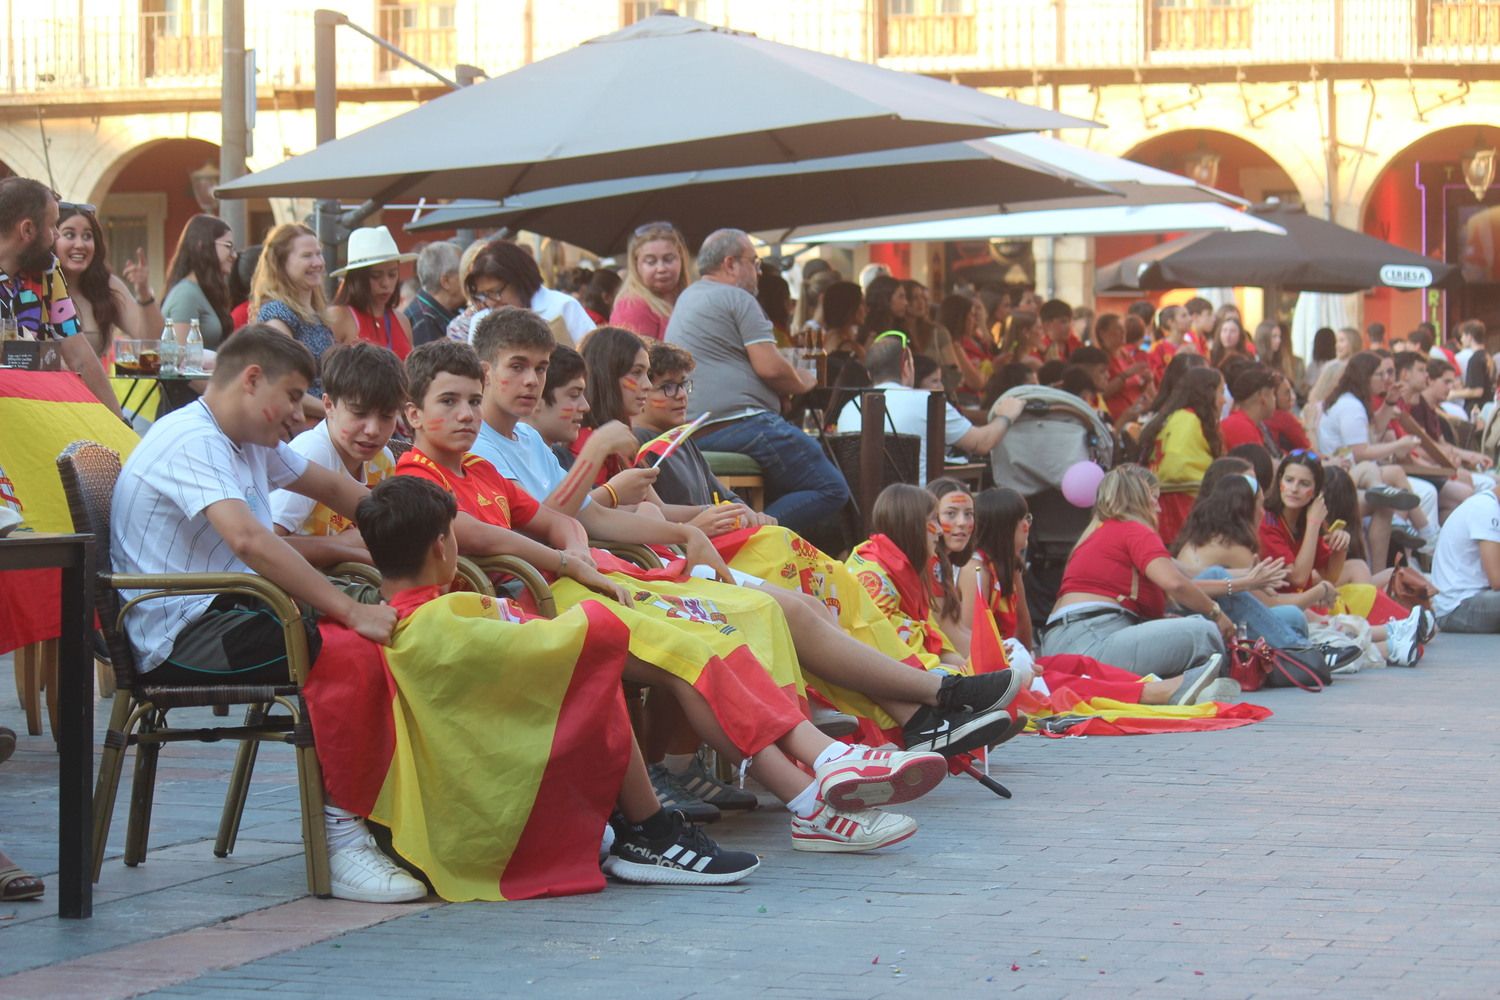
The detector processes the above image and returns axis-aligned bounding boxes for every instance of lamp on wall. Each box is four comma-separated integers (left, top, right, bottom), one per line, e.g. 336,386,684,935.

189,162,220,214
1460,133,1496,202
1183,142,1221,189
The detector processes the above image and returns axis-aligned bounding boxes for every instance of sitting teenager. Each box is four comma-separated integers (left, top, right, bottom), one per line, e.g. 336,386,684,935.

1134,366,1226,545
1430,487,1500,633
927,477,976,647
1395,354,1496,501
270,342,406,567
319,477,948,873
1258,451,1428,665
1265,372,1313,454
1220,364,1281,454
960,486,1236,707
1039,464,1233,681
632,340,751,511
834,330,1024,481
401,336,1023,763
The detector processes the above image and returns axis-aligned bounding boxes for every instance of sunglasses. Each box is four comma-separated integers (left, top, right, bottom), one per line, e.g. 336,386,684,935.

59,201,96,217
1287,448,1322,463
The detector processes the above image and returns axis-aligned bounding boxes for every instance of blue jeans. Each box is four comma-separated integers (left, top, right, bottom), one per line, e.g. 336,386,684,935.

696,412,850,536
1195,567,1309,648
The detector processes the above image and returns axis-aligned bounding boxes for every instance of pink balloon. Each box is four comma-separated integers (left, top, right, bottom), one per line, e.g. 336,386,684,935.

1061,461,1105,508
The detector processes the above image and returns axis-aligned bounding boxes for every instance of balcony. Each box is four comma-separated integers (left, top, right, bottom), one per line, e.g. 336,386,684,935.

883,12,979,56
375,2,457,76
1424,0,1500,45
141,11,221,80
1150,1,1254,51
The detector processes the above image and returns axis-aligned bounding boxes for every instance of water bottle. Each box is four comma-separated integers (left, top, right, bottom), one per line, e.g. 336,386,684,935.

185,318,204,372
159,322,179,377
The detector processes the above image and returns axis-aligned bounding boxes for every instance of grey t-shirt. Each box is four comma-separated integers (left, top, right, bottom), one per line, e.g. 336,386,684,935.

161,279,224,349
664,279,778,422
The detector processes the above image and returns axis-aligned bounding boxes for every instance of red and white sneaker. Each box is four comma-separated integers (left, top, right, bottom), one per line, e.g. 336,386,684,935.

791,804,917,853
814,745,947,812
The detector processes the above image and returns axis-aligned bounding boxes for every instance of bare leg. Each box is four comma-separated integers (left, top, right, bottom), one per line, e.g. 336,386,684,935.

1140,677,1182,705
1366,506,1393,571
618,738,665,824
1441,478,1473,519
641,693,698,764
1339,559,1373,585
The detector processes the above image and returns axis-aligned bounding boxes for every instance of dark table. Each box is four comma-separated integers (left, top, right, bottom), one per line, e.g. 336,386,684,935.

0,531,95,918
114,372,203,419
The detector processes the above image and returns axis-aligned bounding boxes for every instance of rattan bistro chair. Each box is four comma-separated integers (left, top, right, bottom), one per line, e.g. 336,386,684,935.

55,441,332,896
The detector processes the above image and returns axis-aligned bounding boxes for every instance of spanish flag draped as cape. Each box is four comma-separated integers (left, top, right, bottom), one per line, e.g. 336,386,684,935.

306,586,805,902
0,370,140,652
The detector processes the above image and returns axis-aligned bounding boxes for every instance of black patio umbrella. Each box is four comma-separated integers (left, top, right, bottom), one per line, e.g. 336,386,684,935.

402,139,1113,254
1095,204,1460,294
216,12,1090,204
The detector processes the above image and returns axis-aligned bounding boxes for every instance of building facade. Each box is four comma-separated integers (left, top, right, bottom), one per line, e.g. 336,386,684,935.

2,0,1496,335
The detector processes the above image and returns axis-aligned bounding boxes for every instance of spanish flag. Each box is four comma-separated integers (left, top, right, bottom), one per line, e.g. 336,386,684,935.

0,370,140,652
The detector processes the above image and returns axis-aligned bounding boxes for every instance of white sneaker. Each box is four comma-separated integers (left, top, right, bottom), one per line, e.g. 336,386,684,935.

329,832,427,903
790,804,917,853
814,745,947,812
1384,609,1422,668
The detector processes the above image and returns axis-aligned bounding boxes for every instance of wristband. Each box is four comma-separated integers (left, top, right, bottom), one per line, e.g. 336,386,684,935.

602,482,619,507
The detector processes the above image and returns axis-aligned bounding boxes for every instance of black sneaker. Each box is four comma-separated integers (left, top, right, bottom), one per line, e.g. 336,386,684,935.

1317,643,1364,673
603,811,759,886
647,763,720,824
937,670,1023,717
1364,485,1420,511
901,671,1021,758
673,755,759,812
1389,526,1425,551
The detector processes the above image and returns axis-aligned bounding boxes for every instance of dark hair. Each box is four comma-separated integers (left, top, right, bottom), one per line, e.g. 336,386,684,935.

1225,444,1274,491
1209,315,1248,368
580,325,650,427
56,206,120,336
1123,313,1147,346
1094,312,1123,347
1264,450,1326,543
471,307,554,365
1070,346,1107,368
1410,325,1435,353
583,268,622,318
555,266,592,295
1321,465,1366,560
229,244,262,310
647,340,695,383
320,341,408,412
1329,350,1382,418
997,311,1038,361
406,339,484,408
1311,327,1337,362
870,483,957,622
1229,362,1279,403
1059,364,1096,400
1201,454,1257,498
1393,350,1425,378
1128,299,1157,326
1135,366,1224,465
939,293,978,344
0,176,56,233
861,275,905,341
334,261,401,316
209,324,317,387
1183,297,1212,317
1426,357,1456,381
543,345,587,406
971,486,1029,601
465,241,543,302
1459,318,1487,344
1367,322,1386,344
357,476,457,579
757,270,791,330
927,476,974,569
1037,359,1067,386
913,353,941,387
1146,350,1207,412
982,362,1035,411
1173,475,1260,555
164,214,234,337
1039,299,1073,324
823,281,863,328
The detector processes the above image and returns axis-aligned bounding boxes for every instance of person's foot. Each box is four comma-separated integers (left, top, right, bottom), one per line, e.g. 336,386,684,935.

1384,608,1423,667
1318,643,1365,675
790,804,917,853
938,670,1023,717
811,704,859,738
1364,485,1420,511
328,833,427,903
1389,525,1425,551
900,671,1023,758
672,755,759,812
1192,678,1243,704
603,811,759,885
647,763,721,824
1169,653,1225,705
1414,605,1437,644
814,745,947,812
0,726,15,767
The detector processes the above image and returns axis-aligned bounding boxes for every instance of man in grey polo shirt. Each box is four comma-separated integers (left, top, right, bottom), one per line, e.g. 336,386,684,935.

665,229,849,535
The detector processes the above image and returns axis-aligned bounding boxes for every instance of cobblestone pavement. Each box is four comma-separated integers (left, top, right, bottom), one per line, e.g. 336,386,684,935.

2,633,1498,998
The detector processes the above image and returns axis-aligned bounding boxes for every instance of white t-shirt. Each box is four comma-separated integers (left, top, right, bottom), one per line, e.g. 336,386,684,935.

1316,392,1371,456
470,419,590,509
270,420,394,535
1432,490,1500,619
112,400,309,672
835,381,973,484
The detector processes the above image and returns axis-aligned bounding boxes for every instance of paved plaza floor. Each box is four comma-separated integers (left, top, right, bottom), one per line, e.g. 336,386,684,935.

1,633,1498,999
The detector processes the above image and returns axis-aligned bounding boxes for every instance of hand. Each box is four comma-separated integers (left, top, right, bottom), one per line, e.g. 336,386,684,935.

122,247,152,302
1214,611,1237,645
344,600,397,646
560,546,597,571
690,503,750,537
1306,495,1328,532
588,420,640,460
1326,529,1350,553
607,467,659,506
1319,580,1340,605
571,562,634,607
681,526,733,583
1239,557,1289,593
749,511,777,528
1125,361,1149,377
1396,436,1421,455
994,395,1025,422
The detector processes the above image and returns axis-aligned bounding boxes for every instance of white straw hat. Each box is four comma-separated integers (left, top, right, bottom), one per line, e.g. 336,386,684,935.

331,225,418,277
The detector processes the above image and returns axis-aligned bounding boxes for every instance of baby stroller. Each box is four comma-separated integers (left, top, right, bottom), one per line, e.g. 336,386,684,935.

987,386,1116,624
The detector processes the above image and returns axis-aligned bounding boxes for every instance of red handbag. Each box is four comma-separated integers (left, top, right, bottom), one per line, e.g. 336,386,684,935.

1229,638,1273,693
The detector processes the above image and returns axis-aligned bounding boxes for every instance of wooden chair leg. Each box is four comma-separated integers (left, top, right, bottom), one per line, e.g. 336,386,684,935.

92,694,138,881
215,705,265,858
123,712,163,867
14,642,43,736
40,639,59,741
95,658,116,699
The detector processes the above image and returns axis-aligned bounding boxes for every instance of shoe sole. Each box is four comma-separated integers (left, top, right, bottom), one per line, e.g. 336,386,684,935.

1417,609,1437,644
905,705,1015,758
791,822,917,853
601,855,759,885
1365,489,1420,511
1194,678,1243,704
1172,654,1223,705
820,753,948,812
329,882,427,904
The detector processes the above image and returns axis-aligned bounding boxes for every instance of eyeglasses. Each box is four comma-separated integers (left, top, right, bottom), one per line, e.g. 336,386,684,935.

872,329,909,347
471,285,509,307
652,379,693,398
1022,512,1034,525
735,254,759,268
215,239,237,254
58,201,96,217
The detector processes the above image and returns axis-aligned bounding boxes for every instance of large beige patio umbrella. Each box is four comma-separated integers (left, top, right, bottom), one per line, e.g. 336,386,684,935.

215,11,1091,204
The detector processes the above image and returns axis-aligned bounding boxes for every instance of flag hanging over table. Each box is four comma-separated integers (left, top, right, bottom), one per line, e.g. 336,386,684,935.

0,370,140,652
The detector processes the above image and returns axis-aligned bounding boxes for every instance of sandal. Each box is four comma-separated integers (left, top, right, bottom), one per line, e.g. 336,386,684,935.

0,865,44,902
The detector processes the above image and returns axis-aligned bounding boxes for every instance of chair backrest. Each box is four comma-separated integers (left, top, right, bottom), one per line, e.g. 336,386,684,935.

55,440,139,690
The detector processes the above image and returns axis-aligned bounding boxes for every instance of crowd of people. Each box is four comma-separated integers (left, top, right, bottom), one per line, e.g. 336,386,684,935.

3,173,1500,906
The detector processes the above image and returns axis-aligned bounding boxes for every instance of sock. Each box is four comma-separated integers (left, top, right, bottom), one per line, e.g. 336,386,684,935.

786,779,822,819
323,805,367,853
662,752,696,774
637,808,675,842
813,742,858,771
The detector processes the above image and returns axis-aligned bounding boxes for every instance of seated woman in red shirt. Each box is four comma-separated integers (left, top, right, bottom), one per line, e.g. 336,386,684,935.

1265,371,1312,454
1038,464,1234,684
1259,451,1429,665
1220,364,1280,453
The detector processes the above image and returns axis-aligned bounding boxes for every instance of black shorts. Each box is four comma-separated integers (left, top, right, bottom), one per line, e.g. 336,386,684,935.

146,594,323,686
